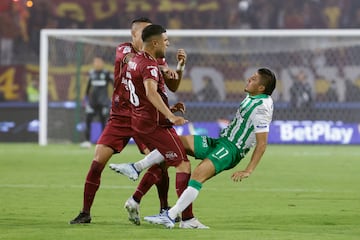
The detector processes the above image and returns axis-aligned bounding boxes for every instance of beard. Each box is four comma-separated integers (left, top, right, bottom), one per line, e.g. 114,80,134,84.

155,49,165,59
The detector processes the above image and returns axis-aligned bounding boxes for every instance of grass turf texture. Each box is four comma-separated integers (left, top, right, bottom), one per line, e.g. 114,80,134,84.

0,144,359,240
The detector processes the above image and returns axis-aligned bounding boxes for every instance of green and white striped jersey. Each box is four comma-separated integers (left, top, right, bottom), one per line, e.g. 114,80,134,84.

220,93,273,151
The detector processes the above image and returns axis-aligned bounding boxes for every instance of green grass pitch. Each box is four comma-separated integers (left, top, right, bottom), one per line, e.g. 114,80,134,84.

0,144,359,240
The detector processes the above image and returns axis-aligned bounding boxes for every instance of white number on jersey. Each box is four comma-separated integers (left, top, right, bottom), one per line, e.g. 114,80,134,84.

128,79,139,107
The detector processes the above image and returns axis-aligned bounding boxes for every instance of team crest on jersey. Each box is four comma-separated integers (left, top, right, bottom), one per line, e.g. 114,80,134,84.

121,46,131,54
146,66,158,78
128,61,137,70
165,151,178,160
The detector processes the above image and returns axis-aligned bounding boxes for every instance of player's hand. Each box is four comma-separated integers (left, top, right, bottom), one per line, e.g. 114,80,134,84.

176,49,186,65
162,67,178,80
170,102,186,114
168,115,188,126
231,170,251,182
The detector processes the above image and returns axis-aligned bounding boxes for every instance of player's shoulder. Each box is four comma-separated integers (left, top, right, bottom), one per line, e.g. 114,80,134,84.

262,95,273,107
157,57,167,67
116,42,135,54
256,95,273,114
132,52,155,65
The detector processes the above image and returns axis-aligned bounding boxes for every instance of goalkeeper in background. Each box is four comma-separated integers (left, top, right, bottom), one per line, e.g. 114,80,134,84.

81,56,113,148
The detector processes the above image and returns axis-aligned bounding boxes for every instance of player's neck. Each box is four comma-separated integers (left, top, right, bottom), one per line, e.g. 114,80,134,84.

143,48,157,60
132,43,141,53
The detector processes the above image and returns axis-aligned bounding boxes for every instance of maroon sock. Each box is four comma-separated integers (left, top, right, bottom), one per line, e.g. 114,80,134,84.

176,172,193,220
132,165,162,203
82,160,105,213
155,167,169,210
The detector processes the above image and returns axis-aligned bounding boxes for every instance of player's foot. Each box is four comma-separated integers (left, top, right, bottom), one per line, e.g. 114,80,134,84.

179,217,209,229
80,141,91,148
69,211,91,224
124,197,140,225
143,210,175,229
160,207,180,223
109,163,139,181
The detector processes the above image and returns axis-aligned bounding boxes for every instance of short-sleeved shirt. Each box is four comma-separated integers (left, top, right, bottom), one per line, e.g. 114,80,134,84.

127,51,172,134
86,69,113,108
221,94,273,151
111,43,169,120
194,94,273,174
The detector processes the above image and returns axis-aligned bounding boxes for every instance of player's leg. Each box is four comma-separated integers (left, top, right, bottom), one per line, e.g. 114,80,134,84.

82,144,114,212
109,148,164,179
141,128,196,225
110,135,195,176
155,162,170,212
146,135,220,228
179,135,195,156
121,138,171,224
167,136,231,226
70,120,131,224
69,144,114,224
169,159,215,220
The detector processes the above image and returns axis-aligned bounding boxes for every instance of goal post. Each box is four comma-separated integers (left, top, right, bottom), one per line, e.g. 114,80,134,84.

39,29,360,146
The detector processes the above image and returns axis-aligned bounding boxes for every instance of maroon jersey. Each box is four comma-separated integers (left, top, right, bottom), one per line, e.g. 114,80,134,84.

111,43,168,120
127,51,172,134
110,42,137,119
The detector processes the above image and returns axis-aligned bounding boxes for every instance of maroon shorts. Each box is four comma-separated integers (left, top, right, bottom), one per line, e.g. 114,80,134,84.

97,116,148,153
134,127,188,167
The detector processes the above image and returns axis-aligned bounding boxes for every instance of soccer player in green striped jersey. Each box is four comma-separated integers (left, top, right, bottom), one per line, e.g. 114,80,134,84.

111,68,276,228
143,68,277,228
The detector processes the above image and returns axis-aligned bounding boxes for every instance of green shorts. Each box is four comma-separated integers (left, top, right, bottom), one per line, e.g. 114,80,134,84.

193,135,248,175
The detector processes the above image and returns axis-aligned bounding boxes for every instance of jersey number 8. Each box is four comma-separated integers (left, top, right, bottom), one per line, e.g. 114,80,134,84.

128,80,139,107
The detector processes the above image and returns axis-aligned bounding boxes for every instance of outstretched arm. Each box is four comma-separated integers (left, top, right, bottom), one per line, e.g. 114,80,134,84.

231,132,268,182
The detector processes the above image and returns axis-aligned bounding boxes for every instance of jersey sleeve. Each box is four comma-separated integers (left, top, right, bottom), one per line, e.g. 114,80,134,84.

139,59,160,83
252,103,273,133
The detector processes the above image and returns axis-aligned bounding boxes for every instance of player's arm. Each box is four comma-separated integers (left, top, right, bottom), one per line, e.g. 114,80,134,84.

162,49,186,92
143,79,187,125
231,132,268,182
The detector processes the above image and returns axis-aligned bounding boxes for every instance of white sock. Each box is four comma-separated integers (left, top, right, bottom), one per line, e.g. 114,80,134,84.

168,186,199,220
133,149,164,172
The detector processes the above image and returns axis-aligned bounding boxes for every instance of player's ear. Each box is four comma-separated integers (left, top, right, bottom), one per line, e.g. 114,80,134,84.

259,85,265,93
152,39,159,47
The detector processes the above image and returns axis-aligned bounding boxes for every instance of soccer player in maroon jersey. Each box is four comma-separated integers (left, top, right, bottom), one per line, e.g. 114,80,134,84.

69,18,185,225
120,24,208,228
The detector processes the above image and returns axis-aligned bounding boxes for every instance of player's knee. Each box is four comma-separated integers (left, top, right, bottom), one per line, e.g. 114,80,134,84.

175,160,191,173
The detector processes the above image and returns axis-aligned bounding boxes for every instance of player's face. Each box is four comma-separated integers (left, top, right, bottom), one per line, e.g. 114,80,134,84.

245,72,265,95
154,33,169,59
93,57,104,70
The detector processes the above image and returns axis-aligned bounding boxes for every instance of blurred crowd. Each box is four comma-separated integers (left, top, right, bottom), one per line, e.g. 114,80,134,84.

1,0,360,65
1,0,360,105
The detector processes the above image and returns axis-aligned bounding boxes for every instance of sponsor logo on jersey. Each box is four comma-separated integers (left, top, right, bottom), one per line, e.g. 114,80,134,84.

201,136,208,148
91,80,107,86
165,151,178,160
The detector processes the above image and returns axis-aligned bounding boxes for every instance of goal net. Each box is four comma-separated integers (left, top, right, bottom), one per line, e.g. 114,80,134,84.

39,29,360,145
